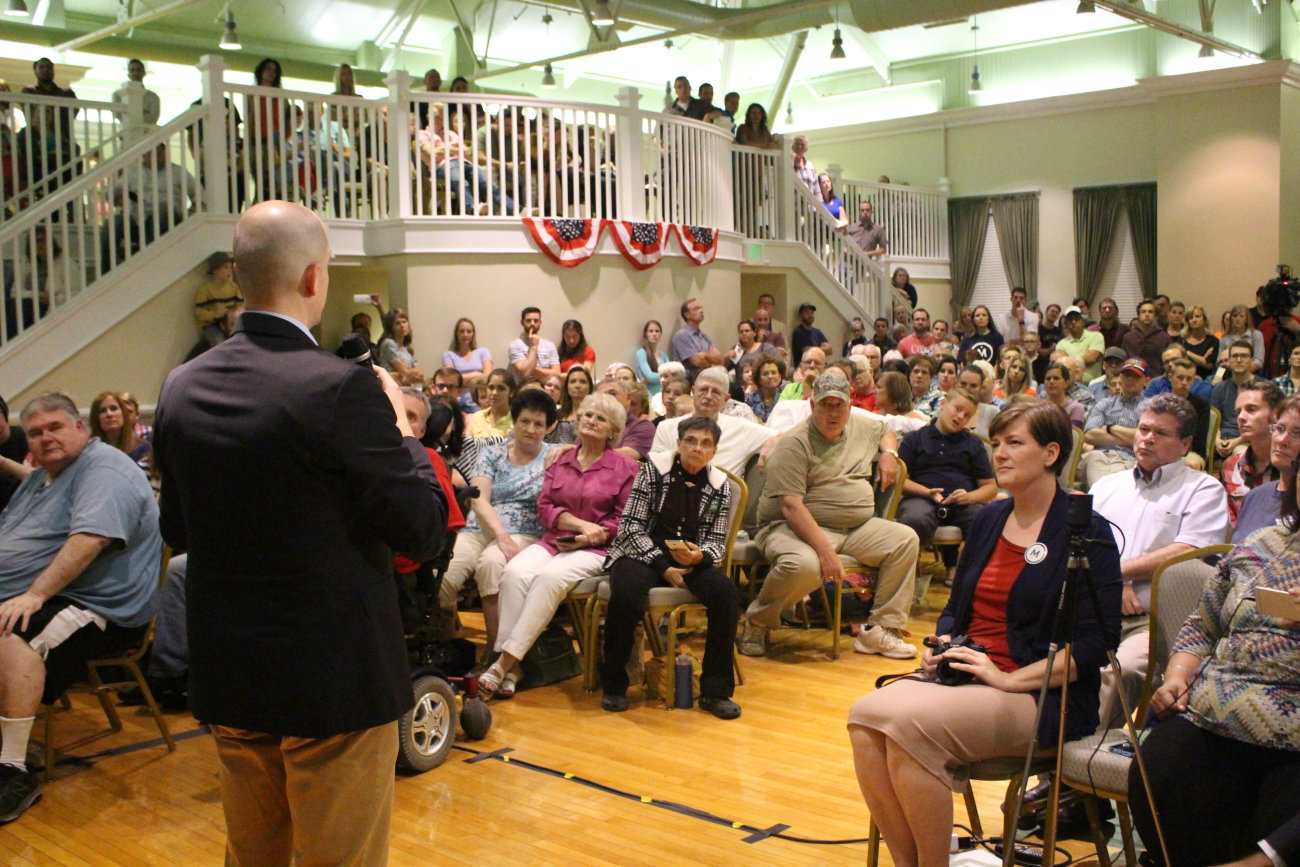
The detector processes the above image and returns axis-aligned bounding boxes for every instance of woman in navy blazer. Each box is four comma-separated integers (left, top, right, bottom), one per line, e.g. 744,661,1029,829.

848,401,1122,866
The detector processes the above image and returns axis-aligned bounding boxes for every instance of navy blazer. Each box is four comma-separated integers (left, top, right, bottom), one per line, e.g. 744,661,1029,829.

936,490,1123,745
154,311,447,738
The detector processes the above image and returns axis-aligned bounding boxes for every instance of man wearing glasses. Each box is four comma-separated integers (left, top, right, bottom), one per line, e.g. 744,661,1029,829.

1213,340,1267,458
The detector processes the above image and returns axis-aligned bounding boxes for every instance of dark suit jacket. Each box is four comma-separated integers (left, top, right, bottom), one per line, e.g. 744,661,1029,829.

936,491,1123,745
153,311,446,738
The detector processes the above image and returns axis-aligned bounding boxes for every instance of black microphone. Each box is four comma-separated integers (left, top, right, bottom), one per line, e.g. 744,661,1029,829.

1066,491,1093,534
337,333,372,367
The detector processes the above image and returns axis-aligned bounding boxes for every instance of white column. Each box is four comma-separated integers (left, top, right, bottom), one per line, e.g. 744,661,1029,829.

198,54,229,215
386,69,412,219
614,86,644,222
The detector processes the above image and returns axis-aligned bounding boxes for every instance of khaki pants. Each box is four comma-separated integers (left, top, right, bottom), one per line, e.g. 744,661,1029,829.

1097,613,1148,728
1078,449,1135,491
747,518,919,630
213,721,398,867
440,530,539,609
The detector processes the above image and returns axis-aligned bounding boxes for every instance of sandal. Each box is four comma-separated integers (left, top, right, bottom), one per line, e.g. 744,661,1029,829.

496,669,521,700
478,662,506,698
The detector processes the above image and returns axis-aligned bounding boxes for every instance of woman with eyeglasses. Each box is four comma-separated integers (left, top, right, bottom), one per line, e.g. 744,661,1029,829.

1233,396,1300,543
1131,462,1300,865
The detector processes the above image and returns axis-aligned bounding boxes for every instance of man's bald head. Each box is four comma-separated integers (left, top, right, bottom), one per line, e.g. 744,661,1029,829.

233,202,331,322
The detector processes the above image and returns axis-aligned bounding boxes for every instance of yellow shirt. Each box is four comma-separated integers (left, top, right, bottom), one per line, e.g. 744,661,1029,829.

194,278,243,325
467,408,513,439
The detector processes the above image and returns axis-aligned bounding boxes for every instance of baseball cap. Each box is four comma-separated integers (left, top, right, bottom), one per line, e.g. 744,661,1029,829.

208,251,234,272
798,302,817,313
1103,346,1127,362
812,369,851,403
1063,306,1083,319
1121,357,1148,376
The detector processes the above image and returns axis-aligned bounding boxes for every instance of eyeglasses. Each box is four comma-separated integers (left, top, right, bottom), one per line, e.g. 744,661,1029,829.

1269,424,1300,442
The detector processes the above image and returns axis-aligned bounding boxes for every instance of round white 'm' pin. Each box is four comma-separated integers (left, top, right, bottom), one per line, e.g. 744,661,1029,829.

1024,543,1048,565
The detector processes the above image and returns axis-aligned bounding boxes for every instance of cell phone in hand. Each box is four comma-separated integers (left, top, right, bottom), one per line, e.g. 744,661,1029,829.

1256,587,1300,619
556,534,578,543
663,539,691,554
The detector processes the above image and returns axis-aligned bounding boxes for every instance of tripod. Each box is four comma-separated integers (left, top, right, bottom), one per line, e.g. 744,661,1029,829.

1003,502,1170,867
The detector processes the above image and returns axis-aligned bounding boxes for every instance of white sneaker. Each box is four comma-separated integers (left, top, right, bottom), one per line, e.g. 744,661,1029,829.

738,620,768,657
853,625,917,659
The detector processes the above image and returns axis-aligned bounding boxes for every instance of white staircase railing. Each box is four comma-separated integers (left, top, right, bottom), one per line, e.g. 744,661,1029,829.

788,176,889,316
836,177,949,263
732,144,780,240
0,107,206,349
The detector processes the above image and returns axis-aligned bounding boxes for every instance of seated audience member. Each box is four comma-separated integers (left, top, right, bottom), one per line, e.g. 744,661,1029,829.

855,342,883,377
378,307,424,386
481,394,637,698
1234,395,1300,542
931,320,951,344
672,298,725,383
897,388,997,583
1055,354,1096,410
1079,357,1149,489
1221,382,1285,522
873,371,930,432
958,365,1000,439
911,356,946,418
427,395,480,487
898,308,937,359
546,366,594,445
558,319,595,373
1121,299,1171,373
779,347,826,401
1144,344,1211,400
1090,394,1232,728
1275,344,1300,396
467,368,515,438
542,373,563,405
443,389,555,657
649,361,686,417
741,370,918,658
745,356,787,423
635,320,670,397
1090,347,1127,402
848,356,877,411
848,401,1121,866
509,307,563,381
752,306,788,359
843,317,868,357
431,365,476,414
626,381,652,423
1165,357,1212,469
870,316,898,352
192,251,242,327
726,319,774,378
1020,332,1048,384
658,380,692,422
652,367,776,475
994,348,1037,401
791,303,832,366
90,391,150,472
186,302,243,361
0,394,30,511
342,299,381,360
596,377,654,461
599,416,743,719
1215,340,1267,457
0,393,161,823
1132,510,1300,866
442,317,493,379
1041,362,1086,429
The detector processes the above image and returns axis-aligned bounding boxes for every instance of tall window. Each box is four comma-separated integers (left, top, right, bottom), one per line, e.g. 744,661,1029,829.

1095,206,1144,323
970,213,1012,322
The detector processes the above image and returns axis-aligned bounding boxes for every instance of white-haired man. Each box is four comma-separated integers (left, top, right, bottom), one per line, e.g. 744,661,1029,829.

651,367,776,476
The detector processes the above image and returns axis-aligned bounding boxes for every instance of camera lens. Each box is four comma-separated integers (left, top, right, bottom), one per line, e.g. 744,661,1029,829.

936,506,950,520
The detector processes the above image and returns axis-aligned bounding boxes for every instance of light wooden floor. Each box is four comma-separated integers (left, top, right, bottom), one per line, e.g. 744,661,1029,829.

0,577,1116,866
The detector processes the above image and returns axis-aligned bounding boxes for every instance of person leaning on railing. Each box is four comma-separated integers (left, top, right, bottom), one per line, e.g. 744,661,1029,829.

848,401,1122,867
734,103,777,149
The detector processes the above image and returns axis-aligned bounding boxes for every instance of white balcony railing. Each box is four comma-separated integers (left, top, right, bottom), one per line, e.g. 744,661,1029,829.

837,178,949,263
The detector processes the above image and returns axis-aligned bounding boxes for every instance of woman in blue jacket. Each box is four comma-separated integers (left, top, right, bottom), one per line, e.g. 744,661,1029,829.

848,401,1122,866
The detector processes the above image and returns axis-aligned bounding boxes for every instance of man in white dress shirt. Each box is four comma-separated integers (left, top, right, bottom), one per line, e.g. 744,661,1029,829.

998,287,1040,346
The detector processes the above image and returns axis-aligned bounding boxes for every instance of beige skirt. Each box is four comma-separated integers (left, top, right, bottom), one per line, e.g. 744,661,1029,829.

848,677,1040,792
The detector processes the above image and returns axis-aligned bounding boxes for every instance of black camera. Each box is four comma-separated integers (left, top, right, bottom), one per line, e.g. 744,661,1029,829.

1260,273,1300,319
924,634,988,686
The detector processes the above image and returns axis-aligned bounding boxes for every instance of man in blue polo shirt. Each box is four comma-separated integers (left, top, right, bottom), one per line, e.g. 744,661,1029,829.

0,393,160,825
896,388,998,584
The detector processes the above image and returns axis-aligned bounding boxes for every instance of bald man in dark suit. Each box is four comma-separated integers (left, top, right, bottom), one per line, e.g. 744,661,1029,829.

153,201,446,865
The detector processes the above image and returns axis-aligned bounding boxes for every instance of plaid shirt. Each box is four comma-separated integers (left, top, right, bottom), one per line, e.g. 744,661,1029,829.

604,452,732,571
1273,373,1300,396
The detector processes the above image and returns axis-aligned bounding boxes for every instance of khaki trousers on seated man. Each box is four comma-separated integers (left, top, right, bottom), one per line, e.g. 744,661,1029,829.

740,369,919,659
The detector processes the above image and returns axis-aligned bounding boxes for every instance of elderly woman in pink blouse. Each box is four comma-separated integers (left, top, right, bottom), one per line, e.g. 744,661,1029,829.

480,392,638,698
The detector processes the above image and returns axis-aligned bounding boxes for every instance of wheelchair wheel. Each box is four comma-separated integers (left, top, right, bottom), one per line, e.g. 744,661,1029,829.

459,696,492,741
396,675,457,773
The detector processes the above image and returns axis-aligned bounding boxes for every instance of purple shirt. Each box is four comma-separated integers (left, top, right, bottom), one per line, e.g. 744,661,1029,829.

537,447,637,556
617,416,656,460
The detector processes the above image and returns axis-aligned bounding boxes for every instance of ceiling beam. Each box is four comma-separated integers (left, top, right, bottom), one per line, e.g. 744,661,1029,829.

1093,0,1261,58
855,31,892,85
768,30,807,127
53,0,205,54
374,0,425,47
472,0,842,81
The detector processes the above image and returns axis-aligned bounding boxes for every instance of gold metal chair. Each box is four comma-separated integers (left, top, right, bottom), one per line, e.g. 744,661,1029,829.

39,546,178,781
1058,544,1231,866
1064,426,1085,490
1204,407,1222,476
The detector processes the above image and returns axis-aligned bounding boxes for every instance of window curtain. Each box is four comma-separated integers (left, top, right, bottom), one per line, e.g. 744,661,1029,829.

990,193,1039,303
947,197,990,317
1073,186,1124,308
1123,183,1157,299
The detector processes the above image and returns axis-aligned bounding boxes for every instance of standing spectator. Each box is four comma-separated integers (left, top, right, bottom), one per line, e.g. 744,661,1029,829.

1072,297,1096,327
378,308,423,386
0,393,29,511
1090,296,1129,349
416,68,441,130
193,251,242,326
726,318,774,377
442,317,493,379
558,319,595,372
671,297,724,382
843,201,889,259
1055,305,1104,383
998,287,1039,346
721,91,739,126
816,173,844,222
1152,293,1171,328
734,103,777,149
1079,357,1149,488
1165,300,1187,343
1039,303,1063,353
1182,304,1220,381
1214,340,1267,454
508,306,562,380
897,388,997,583
790,135,817,196
889,267,918,309
1219,303,1266,375
112,59,161,126
1021,332,1048,385
898,308,937,358
842,317,868,357
664,76,710,121
635,319,669,397
791,302,831,366
247,58,290,202
1220,383,1285,523
752,306,788,358
22,57,77,136
740,370,917,658
1121,299,1171,373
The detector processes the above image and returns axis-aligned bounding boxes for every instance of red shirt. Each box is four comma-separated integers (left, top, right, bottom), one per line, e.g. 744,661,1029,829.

394,448,465,575
559,346,595,372
852,391,878,412
964,535,1025,673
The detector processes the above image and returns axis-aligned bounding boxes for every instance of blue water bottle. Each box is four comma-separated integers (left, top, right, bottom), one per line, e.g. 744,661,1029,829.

674,651,693,709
